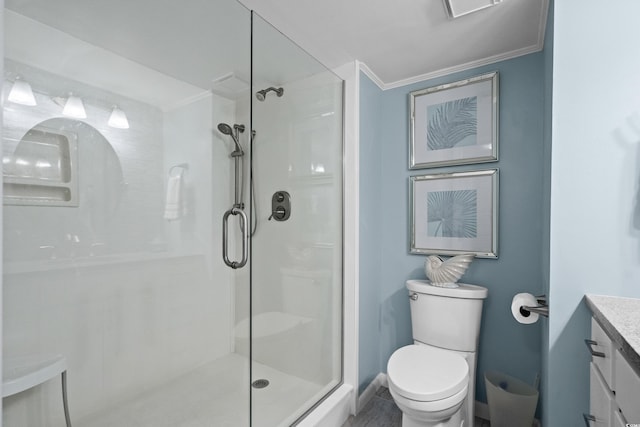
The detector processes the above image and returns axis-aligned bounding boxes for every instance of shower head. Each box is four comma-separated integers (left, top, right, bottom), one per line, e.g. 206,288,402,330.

217,122,243,155
255,87,284,101
217,123,233,135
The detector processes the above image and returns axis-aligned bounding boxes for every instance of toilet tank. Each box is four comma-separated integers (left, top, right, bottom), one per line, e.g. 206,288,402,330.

406,279,488,352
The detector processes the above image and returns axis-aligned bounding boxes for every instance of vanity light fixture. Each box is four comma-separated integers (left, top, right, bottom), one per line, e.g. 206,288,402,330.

62,93,87,118
108,105,130,129
8,77,37,106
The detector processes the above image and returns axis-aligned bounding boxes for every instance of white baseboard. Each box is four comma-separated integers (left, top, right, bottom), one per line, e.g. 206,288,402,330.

356,373,387,413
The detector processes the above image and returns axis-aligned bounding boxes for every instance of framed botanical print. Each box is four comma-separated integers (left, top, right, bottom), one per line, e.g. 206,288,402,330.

410,169,498,258
409,72,498,169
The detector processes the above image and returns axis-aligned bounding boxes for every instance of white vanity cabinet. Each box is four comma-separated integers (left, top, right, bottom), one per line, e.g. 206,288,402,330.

614,349,640,422
612,409,628,427
589,362,614,425
586,318,640,426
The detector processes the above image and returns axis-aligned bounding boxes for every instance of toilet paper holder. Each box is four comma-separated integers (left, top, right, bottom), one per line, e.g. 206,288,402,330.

519,295,549,318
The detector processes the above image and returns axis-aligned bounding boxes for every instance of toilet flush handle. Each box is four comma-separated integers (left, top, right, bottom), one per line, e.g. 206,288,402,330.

409,292,418,301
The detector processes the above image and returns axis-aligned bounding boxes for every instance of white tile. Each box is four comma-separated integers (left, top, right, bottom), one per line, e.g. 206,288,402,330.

68,353,336,427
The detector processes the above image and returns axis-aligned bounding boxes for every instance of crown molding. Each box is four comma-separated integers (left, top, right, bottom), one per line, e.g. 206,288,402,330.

357,62,386,91
361,0,549,91
384,43,544,90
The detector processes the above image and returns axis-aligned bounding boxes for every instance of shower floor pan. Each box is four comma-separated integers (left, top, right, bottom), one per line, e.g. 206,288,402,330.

77,353,332,427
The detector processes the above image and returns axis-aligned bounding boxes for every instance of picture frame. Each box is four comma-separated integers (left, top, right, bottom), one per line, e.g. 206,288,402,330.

409,72,498,169
410,169,498,258
442,0,499,19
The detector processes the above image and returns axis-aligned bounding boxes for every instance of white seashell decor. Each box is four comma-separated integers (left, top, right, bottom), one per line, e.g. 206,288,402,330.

424,253,474,288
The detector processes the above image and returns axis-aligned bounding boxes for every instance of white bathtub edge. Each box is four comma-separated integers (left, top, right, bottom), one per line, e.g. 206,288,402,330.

297,383,354,427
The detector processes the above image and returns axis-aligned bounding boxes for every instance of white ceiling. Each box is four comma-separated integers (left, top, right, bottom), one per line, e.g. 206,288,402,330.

238,0,549,89
4,0,548,107
4,0,329,108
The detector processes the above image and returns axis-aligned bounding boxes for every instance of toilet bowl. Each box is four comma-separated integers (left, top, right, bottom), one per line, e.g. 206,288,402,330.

388,344,469,426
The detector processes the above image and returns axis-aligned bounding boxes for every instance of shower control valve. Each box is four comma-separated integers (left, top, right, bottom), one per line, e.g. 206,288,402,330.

269,206,287,221
269,191,291,222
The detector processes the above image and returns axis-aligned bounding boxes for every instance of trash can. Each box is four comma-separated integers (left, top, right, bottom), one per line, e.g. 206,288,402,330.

485,370,538,427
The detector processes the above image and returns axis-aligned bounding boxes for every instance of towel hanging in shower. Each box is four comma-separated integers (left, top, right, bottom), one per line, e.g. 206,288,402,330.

164,173,185,220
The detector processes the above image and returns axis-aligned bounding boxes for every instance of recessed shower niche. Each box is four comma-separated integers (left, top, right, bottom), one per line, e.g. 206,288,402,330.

3,118,124,211
3,122,78,205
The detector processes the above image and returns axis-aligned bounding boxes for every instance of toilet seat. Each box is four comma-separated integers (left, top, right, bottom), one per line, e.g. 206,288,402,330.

387,345,468,402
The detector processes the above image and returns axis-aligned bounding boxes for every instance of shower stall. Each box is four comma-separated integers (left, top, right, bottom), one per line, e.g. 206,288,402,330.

1,1,344,426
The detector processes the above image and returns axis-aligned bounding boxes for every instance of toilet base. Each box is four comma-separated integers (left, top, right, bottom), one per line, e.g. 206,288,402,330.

402,410,464,427
389,383,467,427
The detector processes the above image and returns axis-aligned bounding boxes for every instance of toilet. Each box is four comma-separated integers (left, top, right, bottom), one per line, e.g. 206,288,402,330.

387,279,488,427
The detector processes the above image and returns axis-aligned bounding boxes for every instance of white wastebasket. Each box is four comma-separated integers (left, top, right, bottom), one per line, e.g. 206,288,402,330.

485,370,538,427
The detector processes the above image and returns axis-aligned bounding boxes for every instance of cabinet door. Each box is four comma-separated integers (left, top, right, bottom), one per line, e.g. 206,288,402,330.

612,408,626,427
591,318,614,388
590,362,613,426
614,350,640,421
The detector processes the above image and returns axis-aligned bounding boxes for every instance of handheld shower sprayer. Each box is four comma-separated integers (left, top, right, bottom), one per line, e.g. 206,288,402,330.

255,87,284,102
218,121,259,270
217,122,244,155
218,121,247,211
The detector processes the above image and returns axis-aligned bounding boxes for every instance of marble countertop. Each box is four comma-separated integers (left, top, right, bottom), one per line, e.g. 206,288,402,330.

585,294,640,375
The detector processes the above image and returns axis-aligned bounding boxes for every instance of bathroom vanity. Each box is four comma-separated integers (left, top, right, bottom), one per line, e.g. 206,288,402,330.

585,294,640,426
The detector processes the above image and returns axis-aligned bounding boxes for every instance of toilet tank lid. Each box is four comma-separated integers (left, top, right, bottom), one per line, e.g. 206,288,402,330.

406,279,488,299
387,345,468,401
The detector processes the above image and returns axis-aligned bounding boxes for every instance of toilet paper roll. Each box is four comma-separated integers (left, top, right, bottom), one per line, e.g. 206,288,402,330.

511,293,539,324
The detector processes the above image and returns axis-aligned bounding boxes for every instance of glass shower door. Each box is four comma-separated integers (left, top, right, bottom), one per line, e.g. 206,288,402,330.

2,1,253,426
250,13,344,426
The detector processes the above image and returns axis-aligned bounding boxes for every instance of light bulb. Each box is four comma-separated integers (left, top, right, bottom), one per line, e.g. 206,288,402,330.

8,77,37,106
62,94,87,118
108,105,129,129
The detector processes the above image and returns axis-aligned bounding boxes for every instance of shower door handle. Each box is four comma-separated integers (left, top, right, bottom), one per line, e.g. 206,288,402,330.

222,207,249,269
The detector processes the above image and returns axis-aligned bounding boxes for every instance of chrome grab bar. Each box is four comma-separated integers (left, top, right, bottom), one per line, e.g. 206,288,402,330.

222,207,249,269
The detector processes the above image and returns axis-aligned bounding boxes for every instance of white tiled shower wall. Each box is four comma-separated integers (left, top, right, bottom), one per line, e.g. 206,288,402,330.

242,72,344,385
3,58,240,424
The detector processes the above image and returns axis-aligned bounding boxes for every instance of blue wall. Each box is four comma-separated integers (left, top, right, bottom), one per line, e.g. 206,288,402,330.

359,52,547,406
359,73,385,392
547,0,640,425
